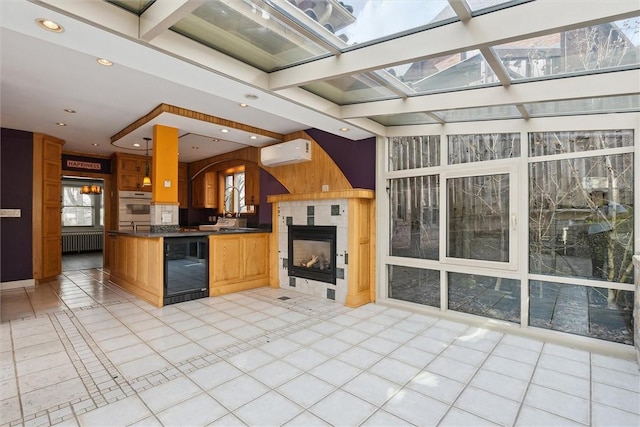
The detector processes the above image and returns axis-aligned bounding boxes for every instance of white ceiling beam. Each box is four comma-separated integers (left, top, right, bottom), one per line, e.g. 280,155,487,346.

139,0,206,41
340,69,640,118
448,0,473,22
480,47,512,87
269,0,639,89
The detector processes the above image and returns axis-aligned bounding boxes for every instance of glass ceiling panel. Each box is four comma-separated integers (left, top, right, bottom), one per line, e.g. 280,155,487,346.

370,112,441,127
106,0,154,15
301,72,401,104
433,104,522,122
316,0,458,48
170,0,332,72
385,50,504,96
524,95,640,118
495,18,640,81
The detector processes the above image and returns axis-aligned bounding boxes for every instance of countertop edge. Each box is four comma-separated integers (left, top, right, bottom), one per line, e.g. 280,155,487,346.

108,229,272,238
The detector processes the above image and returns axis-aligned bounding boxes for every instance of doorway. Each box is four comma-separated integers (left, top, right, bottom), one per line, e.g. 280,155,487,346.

61,176,105,271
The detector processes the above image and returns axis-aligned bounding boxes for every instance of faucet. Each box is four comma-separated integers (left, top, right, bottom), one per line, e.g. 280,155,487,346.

130,221,136,232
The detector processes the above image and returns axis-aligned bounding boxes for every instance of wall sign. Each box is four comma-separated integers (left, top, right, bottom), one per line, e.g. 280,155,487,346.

62,154,110,174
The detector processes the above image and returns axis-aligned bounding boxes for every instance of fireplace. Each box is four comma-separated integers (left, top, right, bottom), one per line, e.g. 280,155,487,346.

288,225,337,284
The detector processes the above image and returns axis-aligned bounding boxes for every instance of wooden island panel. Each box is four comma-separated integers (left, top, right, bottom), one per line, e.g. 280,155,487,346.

209,233,269,297
109,234,163,307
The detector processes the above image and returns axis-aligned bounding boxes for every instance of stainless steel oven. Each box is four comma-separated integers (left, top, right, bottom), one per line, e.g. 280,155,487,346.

118,190,151,231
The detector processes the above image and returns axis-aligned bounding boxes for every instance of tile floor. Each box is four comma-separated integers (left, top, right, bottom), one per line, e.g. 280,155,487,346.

1,258,639,426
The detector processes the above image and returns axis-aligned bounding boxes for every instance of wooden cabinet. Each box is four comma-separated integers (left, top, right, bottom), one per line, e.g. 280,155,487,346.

209,232,270,296
178,162,188,208
192,170,217,209
33,133,64,280
113,153,151,191
244,163,260,207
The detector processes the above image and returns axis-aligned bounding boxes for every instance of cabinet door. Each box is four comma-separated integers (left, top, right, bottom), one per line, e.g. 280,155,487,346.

244,164,260,206
119,171,141,190
120,156,142,173
204,171,217,208
192,173,206,208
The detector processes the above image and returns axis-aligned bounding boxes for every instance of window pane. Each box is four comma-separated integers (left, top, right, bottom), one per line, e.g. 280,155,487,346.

448,133,520,164
529,153,634,283
62,207,93,226
447,174,509,262
388,265,440,308
448,272,520,323
530,281,633,344
389,135,440,170
529,129,634,156
390,176,439,260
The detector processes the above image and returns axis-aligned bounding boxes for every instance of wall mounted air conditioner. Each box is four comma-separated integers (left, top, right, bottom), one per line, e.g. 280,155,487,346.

261,138,312,167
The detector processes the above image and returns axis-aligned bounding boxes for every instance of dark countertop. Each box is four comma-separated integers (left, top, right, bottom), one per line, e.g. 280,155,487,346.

108,228,271,238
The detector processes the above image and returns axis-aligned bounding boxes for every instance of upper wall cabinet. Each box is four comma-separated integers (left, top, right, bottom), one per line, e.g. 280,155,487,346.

192,170,217,209
112,153,151,192
245,163,260,207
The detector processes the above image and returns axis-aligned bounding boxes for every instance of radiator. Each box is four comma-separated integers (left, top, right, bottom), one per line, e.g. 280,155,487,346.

62,232,103,253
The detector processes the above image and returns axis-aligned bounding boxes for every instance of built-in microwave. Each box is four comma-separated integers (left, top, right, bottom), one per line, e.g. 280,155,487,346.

118,190,151,231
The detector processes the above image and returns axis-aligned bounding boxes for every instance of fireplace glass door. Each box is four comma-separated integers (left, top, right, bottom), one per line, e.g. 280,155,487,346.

288,225,337,284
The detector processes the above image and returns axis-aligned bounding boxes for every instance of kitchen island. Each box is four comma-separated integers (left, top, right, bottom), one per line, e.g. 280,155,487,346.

106,228,271,307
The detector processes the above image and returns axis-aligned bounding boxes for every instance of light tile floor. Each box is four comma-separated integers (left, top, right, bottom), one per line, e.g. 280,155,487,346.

1,265,639,426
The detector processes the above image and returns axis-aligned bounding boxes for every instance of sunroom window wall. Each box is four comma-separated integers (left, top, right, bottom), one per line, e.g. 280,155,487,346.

380,114,637,348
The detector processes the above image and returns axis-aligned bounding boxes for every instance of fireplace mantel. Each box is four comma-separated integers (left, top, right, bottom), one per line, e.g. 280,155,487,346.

268,189,376,307
267,189,374,203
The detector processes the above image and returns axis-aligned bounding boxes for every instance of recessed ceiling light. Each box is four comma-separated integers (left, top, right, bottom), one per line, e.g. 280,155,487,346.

221,129,229,133
133,143,140,147
192,146,199,149
244,94,258,100
239,103,248,108
36,19,64,33
64,108,76,113
211,138,219,142
92,143,99,146
250,135,258,140
340,127,349,132
96,58,113,66
56,122,66,126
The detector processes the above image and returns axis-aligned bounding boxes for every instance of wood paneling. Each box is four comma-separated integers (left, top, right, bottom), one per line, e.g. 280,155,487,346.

178,162,188,208
260,131,352,194
32,133,64,280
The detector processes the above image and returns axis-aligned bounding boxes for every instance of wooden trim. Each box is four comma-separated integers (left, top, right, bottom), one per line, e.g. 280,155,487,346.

267,189,374,203
111,103,283,143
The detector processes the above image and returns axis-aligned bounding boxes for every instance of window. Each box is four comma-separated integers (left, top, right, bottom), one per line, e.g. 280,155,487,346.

61,183,103,227
223,170,246,214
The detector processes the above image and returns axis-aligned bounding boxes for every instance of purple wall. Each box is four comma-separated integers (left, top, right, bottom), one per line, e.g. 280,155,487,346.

1,128,33,282
305,128,376,190
258,129,376,225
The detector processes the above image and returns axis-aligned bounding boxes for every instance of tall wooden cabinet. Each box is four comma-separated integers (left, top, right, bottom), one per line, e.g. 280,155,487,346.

33,133,64,280
112,152,151,192
244,163,260,207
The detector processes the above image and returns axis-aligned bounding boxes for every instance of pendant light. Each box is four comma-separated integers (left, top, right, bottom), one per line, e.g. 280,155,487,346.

80,181,102,194
142,137,151,187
